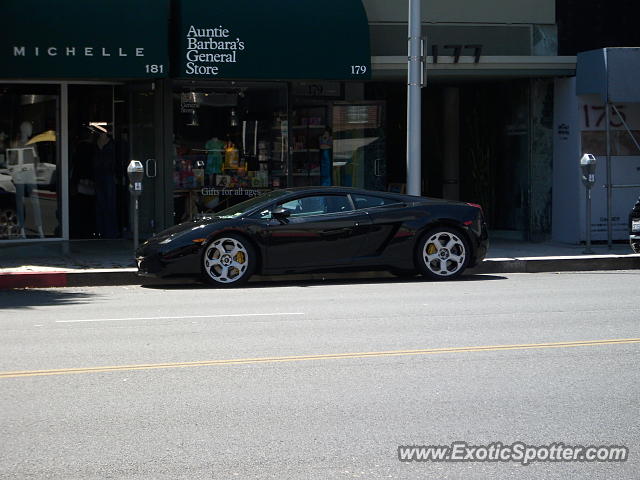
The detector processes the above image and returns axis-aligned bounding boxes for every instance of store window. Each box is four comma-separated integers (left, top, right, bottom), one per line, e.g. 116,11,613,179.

172,82,288,223
290,100,387,191
0,84,61,240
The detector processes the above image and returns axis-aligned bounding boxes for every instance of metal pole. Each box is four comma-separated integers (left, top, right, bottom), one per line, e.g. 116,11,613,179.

406,0,422,196
133,197,139,251
605,101,612,249
584,187,593,254
604,48,613,250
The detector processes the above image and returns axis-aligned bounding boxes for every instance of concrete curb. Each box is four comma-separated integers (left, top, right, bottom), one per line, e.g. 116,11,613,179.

470,255,640,274
1,255,639,289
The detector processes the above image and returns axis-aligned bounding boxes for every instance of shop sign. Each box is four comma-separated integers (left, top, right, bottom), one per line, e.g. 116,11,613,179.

0,0,169,79
176,0,371,80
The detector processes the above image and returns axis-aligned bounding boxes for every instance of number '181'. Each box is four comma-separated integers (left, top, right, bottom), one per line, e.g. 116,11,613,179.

145,64,164,74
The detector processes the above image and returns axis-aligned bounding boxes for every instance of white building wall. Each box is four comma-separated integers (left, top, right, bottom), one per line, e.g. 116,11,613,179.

553,77,581,243
553,77,640,243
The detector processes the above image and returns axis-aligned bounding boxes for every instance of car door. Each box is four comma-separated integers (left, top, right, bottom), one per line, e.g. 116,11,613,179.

264,193,371,271
349,193,419,258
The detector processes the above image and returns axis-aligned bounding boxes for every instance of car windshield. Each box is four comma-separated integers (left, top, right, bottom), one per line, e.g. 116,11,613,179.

214,190,292,218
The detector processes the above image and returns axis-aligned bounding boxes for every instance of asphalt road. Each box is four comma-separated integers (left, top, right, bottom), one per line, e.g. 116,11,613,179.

1,271,639,479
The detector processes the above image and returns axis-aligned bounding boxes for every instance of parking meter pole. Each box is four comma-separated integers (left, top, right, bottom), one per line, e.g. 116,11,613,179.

605,102,613,250
585,187,593,254
580,154,597,255
127,160,145,255
133,197,139,251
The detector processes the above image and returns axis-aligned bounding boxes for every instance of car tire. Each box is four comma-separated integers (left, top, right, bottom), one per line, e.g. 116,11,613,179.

201,234,256,287
631,238,640,254
415,227,470,280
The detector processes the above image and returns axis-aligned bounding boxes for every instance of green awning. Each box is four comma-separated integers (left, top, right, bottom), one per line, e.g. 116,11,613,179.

0,0,169,79
175,0,371,80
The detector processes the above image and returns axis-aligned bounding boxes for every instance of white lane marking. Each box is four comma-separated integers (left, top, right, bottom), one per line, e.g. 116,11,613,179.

56,313,305,324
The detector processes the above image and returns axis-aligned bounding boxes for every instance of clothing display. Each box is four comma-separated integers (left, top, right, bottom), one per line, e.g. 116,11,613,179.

8,124,44,238
205,137,224,175
224,141,240,169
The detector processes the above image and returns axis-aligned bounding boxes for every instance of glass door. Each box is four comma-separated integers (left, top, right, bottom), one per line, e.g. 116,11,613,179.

115,82,160,239
68,83,161,240
332,102,387,191
68,85,120,239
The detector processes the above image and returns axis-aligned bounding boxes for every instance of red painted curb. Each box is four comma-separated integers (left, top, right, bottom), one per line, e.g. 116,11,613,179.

0,272,68,289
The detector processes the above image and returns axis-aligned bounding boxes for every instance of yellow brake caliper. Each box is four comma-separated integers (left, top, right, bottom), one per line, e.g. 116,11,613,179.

426,243,437,255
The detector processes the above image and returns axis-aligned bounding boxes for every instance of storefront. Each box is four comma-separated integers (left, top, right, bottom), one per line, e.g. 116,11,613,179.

0,0,381,243
168,0,381,226
0,0,169,241
553,48,640,244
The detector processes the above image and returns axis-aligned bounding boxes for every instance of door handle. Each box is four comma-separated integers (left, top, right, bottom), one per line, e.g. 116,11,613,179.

145,158,157,178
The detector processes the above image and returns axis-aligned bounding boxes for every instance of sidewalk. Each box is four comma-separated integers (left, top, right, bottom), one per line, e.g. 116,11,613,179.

0,238,639,289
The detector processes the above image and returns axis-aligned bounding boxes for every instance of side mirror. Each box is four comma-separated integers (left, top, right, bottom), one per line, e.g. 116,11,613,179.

271,207,291,219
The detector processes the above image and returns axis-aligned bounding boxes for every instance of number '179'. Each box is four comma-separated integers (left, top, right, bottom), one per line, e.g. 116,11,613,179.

351,65,367,75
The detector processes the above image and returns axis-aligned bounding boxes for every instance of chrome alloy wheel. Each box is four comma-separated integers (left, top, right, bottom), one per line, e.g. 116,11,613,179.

203,237,250,284
422,231,467,277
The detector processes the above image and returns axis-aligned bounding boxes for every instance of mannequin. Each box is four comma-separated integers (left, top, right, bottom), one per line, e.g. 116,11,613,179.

8,121,44,238
93,131,118,238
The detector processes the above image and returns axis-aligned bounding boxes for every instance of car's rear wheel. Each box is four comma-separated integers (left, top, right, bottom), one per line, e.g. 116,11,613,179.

201,234,255,287
415,227,470,280
631,238,640,254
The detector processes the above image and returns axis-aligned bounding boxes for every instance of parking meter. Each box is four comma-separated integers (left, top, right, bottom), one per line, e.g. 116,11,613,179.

127,160,144,250
580,154,596,253
127,160,144,195
580,154,596,188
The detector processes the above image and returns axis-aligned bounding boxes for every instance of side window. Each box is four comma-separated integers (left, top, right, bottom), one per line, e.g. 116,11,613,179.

351,194,400,210
278,195,352,217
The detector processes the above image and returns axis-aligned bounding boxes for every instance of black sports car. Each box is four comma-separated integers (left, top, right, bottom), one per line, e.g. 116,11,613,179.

630,194,640,253
136,187,489,286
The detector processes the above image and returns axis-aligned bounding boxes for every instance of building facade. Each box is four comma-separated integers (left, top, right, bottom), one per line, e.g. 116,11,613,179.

0,0,576,245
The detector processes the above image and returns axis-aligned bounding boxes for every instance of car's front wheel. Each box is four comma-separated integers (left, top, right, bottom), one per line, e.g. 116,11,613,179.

415,227,470,280
201,234,256,287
